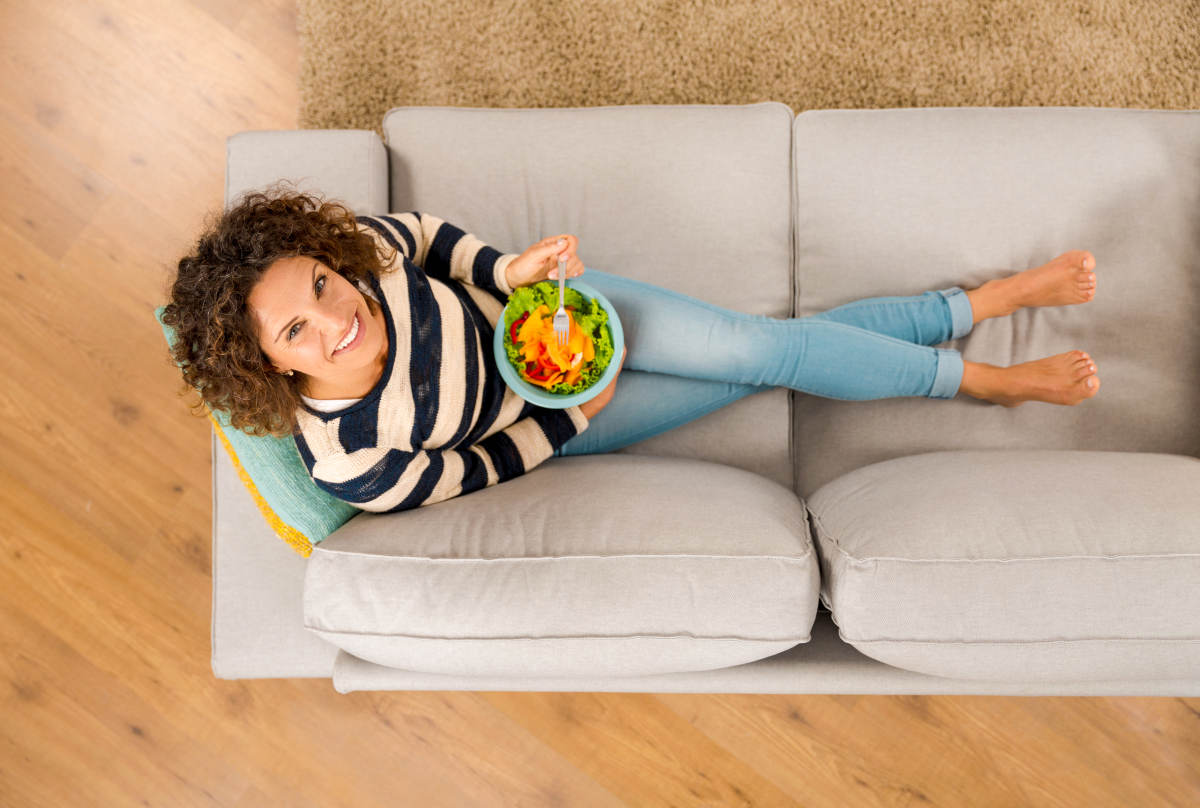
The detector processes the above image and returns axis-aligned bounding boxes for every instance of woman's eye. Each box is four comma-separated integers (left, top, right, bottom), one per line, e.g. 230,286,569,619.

286,275,326,341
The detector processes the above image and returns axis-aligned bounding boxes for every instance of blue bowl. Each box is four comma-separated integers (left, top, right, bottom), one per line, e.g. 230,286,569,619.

493,277,624,409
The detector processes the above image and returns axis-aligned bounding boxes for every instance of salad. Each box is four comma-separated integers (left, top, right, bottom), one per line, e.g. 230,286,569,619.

502,281,615,394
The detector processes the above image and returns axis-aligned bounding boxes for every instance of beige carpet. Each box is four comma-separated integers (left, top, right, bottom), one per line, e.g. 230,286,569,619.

299,0,1199,135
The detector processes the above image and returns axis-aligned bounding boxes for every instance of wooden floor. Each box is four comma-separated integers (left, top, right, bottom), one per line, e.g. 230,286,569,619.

1,1,1197,805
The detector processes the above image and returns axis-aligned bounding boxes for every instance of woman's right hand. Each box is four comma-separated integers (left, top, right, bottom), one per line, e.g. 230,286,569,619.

578,345,627,420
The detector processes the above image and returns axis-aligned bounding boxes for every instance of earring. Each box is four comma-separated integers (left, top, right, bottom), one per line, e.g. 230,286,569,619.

280,369,293,376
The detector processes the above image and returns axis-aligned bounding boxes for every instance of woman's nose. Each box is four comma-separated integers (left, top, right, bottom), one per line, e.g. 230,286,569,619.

316,308,347,339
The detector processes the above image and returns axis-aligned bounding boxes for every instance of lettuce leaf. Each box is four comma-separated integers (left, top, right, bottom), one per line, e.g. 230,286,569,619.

502,281,614,395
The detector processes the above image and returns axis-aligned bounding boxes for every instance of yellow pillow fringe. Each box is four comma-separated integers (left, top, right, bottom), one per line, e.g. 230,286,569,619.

208,413,314,558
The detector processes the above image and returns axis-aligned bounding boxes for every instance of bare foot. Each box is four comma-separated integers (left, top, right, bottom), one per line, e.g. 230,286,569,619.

1005,250,1098,310
984,351,1101,407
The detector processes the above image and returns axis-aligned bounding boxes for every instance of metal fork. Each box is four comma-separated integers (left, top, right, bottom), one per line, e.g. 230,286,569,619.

552,253,570,347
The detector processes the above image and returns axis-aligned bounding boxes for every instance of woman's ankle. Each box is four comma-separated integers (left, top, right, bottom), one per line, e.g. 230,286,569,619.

960,361,1005,400
965,279,1018,324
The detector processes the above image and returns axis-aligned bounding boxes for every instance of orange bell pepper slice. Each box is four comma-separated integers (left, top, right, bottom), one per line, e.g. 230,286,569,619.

510,303,597,388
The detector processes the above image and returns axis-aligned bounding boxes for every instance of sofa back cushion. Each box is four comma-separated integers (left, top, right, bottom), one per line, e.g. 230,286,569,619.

791,107,1200,498
382,102,796,489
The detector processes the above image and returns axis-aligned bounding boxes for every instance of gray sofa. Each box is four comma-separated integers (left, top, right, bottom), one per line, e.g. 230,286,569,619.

215,103,1200,695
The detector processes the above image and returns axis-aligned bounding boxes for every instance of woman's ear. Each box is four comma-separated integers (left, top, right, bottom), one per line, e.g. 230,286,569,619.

263,354,291,376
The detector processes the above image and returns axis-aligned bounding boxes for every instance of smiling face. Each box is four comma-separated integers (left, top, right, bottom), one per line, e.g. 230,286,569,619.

248,255,388,399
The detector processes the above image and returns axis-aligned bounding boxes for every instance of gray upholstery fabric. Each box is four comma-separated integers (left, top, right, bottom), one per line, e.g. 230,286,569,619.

305,455,818,677
213,129,390,679
330,612,1200,696
211,436,335,678
225,129,389,214
790,107,1200,498
807,450,1200,682
381,103,795,490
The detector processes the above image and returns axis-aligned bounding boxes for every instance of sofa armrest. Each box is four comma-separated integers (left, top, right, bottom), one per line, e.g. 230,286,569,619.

225,129,389,212
211,128,388,680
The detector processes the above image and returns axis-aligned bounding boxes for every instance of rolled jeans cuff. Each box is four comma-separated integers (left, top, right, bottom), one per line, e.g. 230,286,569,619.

938,287,975,340
930,348,964,399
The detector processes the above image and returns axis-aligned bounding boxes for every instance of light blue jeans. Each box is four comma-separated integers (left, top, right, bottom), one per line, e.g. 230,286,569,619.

554,268,975,456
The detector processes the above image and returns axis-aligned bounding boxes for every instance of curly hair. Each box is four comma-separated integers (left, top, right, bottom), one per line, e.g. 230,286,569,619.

161,184,397,438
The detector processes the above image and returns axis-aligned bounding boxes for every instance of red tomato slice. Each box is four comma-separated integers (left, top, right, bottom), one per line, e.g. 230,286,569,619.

510,312,530,344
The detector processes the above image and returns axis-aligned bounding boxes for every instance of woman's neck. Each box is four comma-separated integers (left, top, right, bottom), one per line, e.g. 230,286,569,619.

302,372,380,401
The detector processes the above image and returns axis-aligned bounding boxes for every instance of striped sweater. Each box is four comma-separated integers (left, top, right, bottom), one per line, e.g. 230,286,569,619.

292,213,590,512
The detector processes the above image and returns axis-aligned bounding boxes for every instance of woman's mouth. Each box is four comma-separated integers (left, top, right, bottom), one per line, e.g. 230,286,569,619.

332,313,362,356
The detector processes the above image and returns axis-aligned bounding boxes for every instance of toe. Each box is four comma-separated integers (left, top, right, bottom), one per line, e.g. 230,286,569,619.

1080,251,1095,270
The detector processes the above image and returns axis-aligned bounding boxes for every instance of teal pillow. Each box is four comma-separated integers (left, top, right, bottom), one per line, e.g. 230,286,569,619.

156,307,360,556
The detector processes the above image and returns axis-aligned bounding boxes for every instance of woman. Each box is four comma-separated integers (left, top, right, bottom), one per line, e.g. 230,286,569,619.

162,188,1100,513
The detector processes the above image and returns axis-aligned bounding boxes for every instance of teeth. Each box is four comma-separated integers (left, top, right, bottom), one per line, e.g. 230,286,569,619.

335,315,359,352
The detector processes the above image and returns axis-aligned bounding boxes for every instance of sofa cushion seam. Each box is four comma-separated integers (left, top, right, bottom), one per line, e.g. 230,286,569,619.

808,507,1200,564
843,634,1200,645
311,549,814,563
305,626,812,643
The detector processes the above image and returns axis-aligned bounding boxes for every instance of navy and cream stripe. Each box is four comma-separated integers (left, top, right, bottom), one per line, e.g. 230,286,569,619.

291,213,589,512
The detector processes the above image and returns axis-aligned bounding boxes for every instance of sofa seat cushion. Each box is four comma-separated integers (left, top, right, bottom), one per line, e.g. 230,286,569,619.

303,454,818,678
808,450,1200,682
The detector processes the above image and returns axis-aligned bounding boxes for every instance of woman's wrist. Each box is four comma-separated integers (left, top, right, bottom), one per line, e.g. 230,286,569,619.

502,256,518,291
578,397,598,420
579,385,613,420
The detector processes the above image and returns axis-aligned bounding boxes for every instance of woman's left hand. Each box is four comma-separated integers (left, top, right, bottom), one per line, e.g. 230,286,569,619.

505,234,585,289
